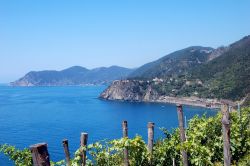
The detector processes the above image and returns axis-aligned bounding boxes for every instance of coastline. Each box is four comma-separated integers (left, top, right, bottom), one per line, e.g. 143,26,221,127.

99,80,238,109
153,96,221,109
100,95,223,109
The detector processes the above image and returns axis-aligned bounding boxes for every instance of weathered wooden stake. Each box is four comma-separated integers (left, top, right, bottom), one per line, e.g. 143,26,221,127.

184,115,188,140
62,139,71,166
237,103,240,115
147,122,154,154
80,132,88,166
172,158,176,166
30,143,50,166
221,104,231,166
238,103,243,138
184,116,187,129
122,121,129,166
176,104,188,166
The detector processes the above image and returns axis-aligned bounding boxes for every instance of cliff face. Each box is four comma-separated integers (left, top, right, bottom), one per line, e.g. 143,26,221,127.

100,80,160,101
100,80,222,108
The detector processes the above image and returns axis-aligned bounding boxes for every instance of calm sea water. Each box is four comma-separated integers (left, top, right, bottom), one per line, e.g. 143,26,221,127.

0,85,217,165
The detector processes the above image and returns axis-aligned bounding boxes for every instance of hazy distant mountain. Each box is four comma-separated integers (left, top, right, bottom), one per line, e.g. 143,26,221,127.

11,66,134,86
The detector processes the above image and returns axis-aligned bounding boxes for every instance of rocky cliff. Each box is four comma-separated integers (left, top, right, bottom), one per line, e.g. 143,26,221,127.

100,80,222,108
100,80,160,101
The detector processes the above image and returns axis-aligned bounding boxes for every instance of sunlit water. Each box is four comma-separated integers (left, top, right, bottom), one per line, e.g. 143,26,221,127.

0,85,217,165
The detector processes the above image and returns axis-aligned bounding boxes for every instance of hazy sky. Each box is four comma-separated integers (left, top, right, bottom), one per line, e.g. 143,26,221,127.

0,0,250,82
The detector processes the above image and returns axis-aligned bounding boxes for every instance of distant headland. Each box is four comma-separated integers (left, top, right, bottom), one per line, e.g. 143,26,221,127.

10,66,134,86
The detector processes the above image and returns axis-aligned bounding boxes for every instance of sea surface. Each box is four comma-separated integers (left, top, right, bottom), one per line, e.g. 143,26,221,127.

0,85,217,165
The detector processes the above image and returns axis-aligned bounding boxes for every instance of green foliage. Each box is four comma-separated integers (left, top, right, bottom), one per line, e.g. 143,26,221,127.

1,107,250,166
152,129,181,166
85,136,149,166
0,144,32,166
185,114,223,165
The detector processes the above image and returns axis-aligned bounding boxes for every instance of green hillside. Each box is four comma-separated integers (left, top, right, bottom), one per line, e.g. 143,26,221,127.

127,36,250,101
189,35,250,100
129,46,214,79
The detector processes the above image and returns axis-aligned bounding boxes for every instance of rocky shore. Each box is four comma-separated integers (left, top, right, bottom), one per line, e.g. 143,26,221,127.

100,80,223,109
154,96,221,108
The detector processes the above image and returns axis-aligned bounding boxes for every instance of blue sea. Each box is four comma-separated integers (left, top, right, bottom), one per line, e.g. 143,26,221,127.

0,85,217,165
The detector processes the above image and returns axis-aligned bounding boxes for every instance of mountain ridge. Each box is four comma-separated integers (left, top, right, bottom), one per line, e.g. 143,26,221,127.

100,35,250,105
11,66,134,86
128,46,216,79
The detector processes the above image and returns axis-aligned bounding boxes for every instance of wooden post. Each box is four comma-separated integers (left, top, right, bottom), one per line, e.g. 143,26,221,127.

176,104,188,166
184,115,188,140
30,143,50,166
184,116,187,129
238,103,242,123
122,121,129,166
62,139,71,166
237,103,240,115
172,158,176,166
238,103,243,138
80,133,88,166
122,120,128,138
147,122,154,154
221,104,231,166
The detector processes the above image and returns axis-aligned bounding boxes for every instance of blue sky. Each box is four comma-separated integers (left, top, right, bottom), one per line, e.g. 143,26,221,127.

0,0,250,82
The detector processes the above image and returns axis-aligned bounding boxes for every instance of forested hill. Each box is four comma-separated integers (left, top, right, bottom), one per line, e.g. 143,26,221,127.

101,35,250,102
129,46,219,79
189,35,250,100
11,66,134,86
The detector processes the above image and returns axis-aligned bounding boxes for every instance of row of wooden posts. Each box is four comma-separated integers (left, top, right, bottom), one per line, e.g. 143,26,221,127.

29,104,231,166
